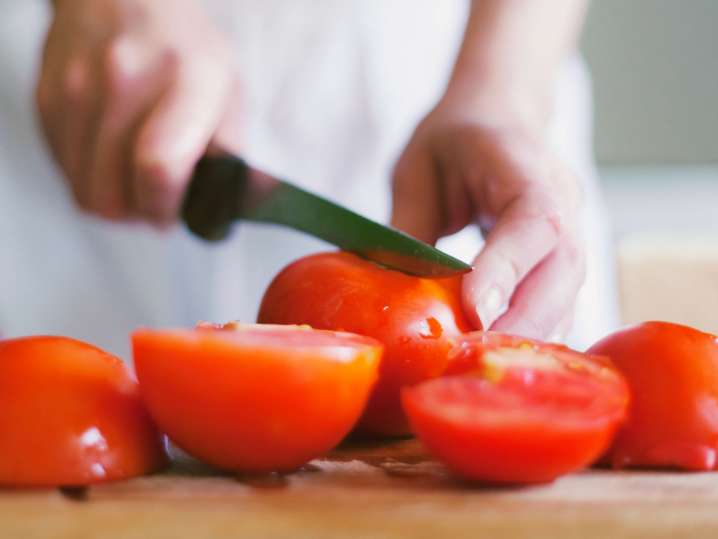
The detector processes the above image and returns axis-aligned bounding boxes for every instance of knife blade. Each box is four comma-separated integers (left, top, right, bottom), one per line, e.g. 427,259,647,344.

181,154,472,278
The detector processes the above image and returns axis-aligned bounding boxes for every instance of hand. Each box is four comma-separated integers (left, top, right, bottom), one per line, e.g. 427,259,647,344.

391,97,584,340
36,0,241,224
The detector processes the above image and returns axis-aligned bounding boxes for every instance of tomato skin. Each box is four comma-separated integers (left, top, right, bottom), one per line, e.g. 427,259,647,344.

257,251,473,436
588,321,718,471
403,332,629,484
133,325,381,473
0,336,166,487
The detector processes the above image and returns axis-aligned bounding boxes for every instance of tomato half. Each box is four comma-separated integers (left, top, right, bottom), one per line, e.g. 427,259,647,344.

257,251,473,436
0,336,166,487
133,323,382,473
403,332,629,484
588,321,718,471
444,331,586,376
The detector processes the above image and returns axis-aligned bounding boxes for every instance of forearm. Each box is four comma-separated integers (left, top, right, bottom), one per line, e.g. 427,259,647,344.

445,0,588,128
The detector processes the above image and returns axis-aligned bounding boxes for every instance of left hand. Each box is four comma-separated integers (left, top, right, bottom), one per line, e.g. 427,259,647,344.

391,96,584,340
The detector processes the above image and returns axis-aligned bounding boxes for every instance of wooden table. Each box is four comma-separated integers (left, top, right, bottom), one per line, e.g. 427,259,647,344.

2,439,718,539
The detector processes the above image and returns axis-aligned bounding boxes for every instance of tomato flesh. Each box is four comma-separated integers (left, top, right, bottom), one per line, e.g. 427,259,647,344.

403,332,629,484
446,331,618,380
133,323,382,473
588,321,718,471
258,251,473,436
0,336,166,487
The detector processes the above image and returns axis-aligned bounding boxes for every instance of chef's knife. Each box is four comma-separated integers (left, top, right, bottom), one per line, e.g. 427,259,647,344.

181,154,472,278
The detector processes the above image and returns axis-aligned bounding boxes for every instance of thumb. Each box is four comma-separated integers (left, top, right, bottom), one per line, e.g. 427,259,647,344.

390,147,442,245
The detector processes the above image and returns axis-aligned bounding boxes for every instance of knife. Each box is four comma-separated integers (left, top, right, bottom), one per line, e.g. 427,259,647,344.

181,154,472,278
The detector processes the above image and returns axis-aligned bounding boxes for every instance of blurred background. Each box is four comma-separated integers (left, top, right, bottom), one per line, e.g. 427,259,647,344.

582,0,718,332
0,1,716,340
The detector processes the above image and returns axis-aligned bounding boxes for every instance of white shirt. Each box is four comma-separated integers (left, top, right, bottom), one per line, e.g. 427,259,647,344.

0,1,617,359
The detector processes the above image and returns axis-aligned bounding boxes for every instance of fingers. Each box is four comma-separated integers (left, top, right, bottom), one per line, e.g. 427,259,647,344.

37,40,231,224
462,187,565,329
85,37,166,219
35,2,237,226
61,55,100,206
490,236,585,340
390,135,476,246
390,113,583,338
132,55,232,224
36,49,99,205
34,31,65,165
390,146,443,245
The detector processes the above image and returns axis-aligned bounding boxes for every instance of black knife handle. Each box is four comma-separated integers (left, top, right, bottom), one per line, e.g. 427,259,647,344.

181,154,250,241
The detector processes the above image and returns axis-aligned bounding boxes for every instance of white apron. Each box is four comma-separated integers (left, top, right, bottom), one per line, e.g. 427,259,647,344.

0,0,618,359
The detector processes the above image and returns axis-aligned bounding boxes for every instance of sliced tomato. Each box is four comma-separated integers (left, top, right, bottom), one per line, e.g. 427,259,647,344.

0,336,166,487
588,321,718,471
257,251,473,436
403,332,629,484
133,323,382,473
444,331,597,376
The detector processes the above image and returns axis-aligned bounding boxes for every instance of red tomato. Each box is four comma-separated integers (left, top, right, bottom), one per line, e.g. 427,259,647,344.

133,323,382,473
257,251,473,436
403,332,629,484
588,321,718,471
444,331,586,376
0,336,166,487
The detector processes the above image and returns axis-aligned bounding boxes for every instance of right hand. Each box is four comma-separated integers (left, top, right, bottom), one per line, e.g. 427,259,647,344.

36,0,241,224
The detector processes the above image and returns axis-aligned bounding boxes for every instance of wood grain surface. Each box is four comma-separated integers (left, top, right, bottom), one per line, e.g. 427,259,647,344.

2,438,718,539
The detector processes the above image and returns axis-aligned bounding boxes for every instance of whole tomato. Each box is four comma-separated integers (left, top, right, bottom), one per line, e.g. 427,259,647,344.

258,251,474,436
588,321,718,470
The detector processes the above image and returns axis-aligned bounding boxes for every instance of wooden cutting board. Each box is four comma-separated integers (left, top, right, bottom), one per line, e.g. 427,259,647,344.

2,438,718,539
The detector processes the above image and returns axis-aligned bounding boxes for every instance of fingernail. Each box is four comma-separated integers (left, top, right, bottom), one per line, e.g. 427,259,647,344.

477,286,502,328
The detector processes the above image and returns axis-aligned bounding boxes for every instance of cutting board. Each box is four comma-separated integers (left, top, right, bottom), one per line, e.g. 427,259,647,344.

2,438,718,539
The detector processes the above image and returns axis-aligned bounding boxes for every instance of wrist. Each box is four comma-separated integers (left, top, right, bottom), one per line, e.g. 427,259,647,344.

441,46,559,133
439,79,552,134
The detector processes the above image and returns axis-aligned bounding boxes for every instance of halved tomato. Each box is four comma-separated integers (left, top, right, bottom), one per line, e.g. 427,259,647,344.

133,323,382,473
0,336,166,487
403,332,629,484
258,251,473,436
588,321,718,471
444,332,583,376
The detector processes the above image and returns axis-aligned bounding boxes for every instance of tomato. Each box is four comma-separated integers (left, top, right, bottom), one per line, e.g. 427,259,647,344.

133,323,382,473
588,321,718,471
257,251,473,436
444,331,584,376
0,336,166,487
403,332,629,484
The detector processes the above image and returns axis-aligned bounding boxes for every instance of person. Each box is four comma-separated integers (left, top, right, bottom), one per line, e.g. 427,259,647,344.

0,0,617,358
